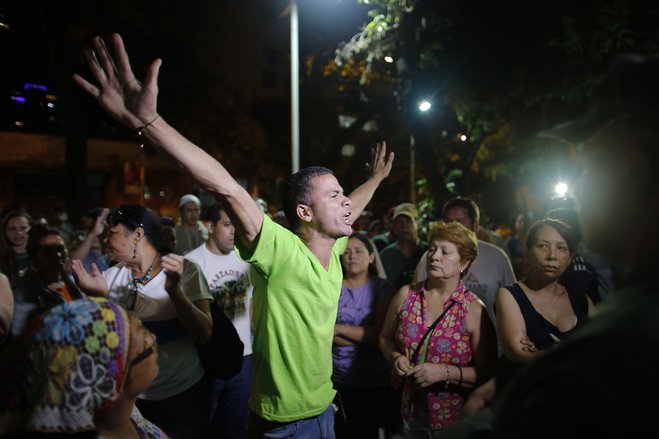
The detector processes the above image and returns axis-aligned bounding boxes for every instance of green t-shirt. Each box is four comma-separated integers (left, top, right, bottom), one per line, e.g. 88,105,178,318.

236,214,348,421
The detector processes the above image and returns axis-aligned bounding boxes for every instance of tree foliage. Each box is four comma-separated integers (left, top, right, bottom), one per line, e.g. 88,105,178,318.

330,0,659,220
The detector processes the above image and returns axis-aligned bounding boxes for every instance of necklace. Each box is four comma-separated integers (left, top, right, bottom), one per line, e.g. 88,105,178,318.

131,253,159,286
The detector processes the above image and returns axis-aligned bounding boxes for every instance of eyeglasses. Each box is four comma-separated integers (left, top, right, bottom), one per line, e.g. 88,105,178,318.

129,345,155,368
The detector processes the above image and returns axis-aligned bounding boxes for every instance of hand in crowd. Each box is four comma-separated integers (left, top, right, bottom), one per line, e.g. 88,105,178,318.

92,208,109,237
71,259,109,297
161,253,184,293
367,141,394,182
392,352,413,377
461,377,496,418
410,362,446,388
520,335,538,353
73,33,161,129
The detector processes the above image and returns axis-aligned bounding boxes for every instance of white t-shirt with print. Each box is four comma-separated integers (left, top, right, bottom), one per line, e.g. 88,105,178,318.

186,244,253,356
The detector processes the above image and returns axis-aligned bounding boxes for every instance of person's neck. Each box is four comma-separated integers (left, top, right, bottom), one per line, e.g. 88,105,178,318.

184,222,198,231
426,276,460,297
397,237,420,257
40,269,62,285
128,247,159,278
95,397,139,439
296,226,336,269
205,240,231,257
344,271,369,289
522,275,561,294
12,244,26,254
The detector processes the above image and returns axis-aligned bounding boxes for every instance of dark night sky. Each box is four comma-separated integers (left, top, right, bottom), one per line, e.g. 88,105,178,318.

0,0,371,115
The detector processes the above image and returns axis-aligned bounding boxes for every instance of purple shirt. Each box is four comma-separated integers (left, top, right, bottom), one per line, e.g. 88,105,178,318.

332,275,395,387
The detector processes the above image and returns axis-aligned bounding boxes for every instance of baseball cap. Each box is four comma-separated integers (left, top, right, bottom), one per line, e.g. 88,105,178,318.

393,203,418,220
179,194,201,210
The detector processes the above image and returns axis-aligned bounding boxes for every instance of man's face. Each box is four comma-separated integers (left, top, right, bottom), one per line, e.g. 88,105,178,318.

307,174,352,238
209,210,235,255
35,234,68,273
444,207,477,232
181,202,200,227
393,215,418,242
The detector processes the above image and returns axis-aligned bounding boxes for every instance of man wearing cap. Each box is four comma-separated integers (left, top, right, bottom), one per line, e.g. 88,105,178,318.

380,202,428,289
174,194,209,255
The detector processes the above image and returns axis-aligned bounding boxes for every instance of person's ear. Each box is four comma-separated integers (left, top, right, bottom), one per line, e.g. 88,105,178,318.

206,221,214,234
297,204,313,223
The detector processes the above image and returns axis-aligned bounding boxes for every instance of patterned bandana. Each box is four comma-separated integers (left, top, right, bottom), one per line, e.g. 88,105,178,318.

0,298,130,434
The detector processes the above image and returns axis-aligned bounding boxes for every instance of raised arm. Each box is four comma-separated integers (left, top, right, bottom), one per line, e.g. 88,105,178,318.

73,34,262,246
348,142,394,222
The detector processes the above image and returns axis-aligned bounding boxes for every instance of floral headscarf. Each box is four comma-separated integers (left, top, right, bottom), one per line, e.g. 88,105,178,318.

0,298,131,433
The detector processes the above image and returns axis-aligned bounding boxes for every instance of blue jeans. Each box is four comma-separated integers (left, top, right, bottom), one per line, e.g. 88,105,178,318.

209,355,253,439
246,404,335,439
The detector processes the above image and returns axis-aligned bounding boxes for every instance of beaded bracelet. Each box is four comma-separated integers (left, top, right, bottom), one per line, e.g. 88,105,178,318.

136,115,160,147
457,365,463,388
444,364,450,389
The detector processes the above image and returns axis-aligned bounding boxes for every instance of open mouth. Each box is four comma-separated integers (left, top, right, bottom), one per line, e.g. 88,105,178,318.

343,211,352,225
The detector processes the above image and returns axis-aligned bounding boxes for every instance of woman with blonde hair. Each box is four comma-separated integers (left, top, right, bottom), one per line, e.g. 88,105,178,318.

379,221,497,437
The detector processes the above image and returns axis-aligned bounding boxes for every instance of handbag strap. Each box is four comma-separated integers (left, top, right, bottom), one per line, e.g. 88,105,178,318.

410,301,455,365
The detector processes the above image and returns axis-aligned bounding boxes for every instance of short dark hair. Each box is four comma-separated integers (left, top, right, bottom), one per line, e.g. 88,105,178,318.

442,196,480,225
545,207,582,244
281,166,334,229
108,205,164,252
203,202,227,224
27,225,63,261
525,219,577,255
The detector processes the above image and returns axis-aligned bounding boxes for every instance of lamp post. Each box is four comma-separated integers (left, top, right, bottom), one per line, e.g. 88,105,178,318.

290,0,300,174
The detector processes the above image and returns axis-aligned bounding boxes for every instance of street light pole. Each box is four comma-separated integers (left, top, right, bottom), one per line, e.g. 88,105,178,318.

290,0,300,173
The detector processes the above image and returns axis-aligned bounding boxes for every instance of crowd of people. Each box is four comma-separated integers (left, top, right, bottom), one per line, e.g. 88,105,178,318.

0,33,656,439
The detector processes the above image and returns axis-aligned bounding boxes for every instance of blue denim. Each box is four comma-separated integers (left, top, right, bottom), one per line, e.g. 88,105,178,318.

209,355,253,439
246,404,335,439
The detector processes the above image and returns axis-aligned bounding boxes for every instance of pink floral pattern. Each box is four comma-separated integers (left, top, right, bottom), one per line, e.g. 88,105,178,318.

396,280,476,431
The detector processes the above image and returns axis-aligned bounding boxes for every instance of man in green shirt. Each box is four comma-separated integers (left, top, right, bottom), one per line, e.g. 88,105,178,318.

74,33,394,438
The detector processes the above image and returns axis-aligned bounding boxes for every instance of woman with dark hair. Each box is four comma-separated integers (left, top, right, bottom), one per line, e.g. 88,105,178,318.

333,232,396,438
71,204,213,438
379,221,497,436
495,218,594,391
0,210,32,286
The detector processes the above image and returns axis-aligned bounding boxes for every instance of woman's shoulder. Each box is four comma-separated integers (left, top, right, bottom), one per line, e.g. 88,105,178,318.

371,275,396,295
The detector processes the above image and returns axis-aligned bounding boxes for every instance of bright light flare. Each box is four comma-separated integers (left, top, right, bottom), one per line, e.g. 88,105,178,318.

554,182,568,197
384,55,394,63
418,100,431,112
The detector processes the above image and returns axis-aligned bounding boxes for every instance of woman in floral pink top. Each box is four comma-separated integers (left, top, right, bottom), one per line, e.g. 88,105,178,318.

379,221,497,436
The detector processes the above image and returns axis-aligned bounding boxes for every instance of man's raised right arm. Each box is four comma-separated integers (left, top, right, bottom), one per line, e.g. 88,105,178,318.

73,33,262,246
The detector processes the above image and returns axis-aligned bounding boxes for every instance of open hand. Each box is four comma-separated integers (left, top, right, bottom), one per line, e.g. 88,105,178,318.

161,253,184,293
73,33,161,129
367,141,394,181
70,259,109,297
